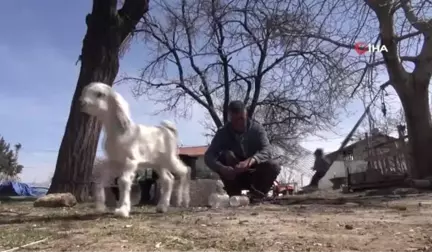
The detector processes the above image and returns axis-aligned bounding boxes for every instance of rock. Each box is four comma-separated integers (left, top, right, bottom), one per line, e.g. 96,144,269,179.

34,193,77,208
394,205,407,211
393,188,419,195
365,189,392,196
345,224,354,230
344,202,360,207
406,248,418,252
341,185,350,194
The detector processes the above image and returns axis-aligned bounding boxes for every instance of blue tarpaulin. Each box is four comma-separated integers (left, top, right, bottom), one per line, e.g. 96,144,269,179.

0,181,38,197
31,187,49,197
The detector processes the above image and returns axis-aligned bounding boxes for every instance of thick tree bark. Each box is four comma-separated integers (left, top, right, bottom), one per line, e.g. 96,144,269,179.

366,1,432,180
397,79,432,179
48,0,149,201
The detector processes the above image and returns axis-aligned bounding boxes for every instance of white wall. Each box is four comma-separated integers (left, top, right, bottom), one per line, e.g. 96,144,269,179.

196,156,205,169
318,160,368,189
277,166,312,187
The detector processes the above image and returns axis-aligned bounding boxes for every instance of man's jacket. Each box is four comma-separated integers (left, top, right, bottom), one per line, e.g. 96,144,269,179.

204,120,272,173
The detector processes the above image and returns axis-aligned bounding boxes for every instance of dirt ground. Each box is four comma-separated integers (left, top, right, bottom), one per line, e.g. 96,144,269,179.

1,192,432,252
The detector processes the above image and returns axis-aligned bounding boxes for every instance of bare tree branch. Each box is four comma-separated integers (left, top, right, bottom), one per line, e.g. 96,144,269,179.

121,0,431,167
400,0,432,32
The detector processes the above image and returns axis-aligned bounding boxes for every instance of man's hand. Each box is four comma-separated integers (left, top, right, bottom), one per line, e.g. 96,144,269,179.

219,166,236,180
235,158,256,173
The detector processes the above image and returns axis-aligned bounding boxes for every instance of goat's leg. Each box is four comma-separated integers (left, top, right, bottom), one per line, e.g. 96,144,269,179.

176,173,190,208
93,181,107,213
174,183,183,207
114,172,134,218
171,158,191,208
156,169,174,213
181,169,190,208
93,171,110,213
114,162,136,218
175,171,190,208
173,172,183,207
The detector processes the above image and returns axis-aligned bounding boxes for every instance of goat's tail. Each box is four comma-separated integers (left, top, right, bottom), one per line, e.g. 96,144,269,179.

161,120,177,136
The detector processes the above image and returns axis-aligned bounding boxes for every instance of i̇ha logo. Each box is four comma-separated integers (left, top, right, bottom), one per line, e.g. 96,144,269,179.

354,42,388,55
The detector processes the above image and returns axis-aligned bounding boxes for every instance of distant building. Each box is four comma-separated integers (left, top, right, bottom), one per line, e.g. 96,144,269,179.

325,132,399,162
319,132,407,189
178,145,219,180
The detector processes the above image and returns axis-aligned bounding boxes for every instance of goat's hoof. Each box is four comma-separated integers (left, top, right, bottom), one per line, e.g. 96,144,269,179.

183,198,190,208
95,204,107,213
156,204,168,213
114,206,130,218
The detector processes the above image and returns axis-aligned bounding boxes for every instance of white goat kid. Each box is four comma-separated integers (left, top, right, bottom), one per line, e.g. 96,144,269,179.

80,82,190,217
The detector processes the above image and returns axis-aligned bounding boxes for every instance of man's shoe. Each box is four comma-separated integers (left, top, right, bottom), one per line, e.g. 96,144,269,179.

249,192,272,205
249,196,263,205
248,185,270,205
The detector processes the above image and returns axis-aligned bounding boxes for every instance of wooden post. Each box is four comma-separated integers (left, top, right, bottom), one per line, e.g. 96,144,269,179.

300,174,303,187
397,124,410,175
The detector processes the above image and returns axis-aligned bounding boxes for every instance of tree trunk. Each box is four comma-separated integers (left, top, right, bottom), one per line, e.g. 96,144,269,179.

48,0,149,201
398,80,432,179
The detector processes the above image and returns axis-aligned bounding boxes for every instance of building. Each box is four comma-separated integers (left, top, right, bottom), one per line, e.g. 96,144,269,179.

178,145,219,180
319,131,408,189
325,132,399,161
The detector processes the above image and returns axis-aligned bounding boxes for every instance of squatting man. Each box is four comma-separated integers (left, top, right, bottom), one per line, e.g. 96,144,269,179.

204,100,281,203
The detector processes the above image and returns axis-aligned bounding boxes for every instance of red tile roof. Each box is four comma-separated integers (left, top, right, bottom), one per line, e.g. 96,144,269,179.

178,145,208,157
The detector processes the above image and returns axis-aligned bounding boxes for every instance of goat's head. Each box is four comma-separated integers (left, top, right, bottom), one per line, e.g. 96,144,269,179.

80,82,131,132
80,82,113,118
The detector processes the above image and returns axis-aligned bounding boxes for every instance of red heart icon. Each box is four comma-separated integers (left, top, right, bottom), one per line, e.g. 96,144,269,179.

354,42,368,55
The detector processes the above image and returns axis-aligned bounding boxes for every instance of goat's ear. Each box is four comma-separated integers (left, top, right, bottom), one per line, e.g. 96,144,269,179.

108,92,130,133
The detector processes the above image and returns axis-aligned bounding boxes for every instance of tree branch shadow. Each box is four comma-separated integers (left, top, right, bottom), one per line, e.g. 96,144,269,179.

0,206,202,225
0,212,112,225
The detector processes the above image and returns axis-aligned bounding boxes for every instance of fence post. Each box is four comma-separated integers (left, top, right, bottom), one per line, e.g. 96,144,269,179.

397,124,410,176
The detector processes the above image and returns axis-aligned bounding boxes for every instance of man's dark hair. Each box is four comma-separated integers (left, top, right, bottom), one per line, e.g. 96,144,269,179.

228,100,246,114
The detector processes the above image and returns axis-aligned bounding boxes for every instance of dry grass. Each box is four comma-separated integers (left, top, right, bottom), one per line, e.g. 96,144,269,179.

1,194,432,251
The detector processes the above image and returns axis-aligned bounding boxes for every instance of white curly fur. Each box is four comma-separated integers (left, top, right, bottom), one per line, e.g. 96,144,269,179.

81,82,190,217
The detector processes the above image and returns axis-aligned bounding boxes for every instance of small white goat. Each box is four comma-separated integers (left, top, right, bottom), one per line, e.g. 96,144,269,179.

80,82,190,217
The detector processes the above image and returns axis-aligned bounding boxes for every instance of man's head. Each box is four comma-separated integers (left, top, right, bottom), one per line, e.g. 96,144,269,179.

227,100,248,133
314,148,324,158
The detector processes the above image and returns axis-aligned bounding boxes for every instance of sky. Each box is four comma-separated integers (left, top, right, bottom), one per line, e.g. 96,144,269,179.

0,0,398,183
